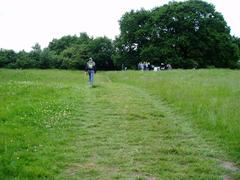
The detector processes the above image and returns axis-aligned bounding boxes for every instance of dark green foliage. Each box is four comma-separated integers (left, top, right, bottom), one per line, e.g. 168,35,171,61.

0,33,114,70
0,49,17,68
15,50,32,68
39,48,57,69
48,35,79,55
113,9,151,69
41,33,114,70
232,36,240,68
28,43,42,68
113,0,239,69
90,37,114,70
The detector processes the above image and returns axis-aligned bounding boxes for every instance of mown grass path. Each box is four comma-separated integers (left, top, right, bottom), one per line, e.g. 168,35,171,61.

58,73,235,179
1,70,239,179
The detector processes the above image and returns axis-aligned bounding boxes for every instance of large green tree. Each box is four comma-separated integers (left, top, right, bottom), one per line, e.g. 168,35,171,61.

47,33,114,70
89,37,114,70
114,0,239,69
113,9,151,69
28,43,42,68
48,35,79,55
15,50,32,68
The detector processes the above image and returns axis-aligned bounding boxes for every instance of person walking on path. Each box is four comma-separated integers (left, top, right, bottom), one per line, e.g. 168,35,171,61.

85,57,96,87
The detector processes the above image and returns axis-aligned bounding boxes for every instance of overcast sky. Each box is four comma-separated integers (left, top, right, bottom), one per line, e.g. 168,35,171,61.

0,0,239,52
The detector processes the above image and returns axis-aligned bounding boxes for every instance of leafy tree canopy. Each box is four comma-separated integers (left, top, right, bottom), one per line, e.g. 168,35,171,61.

113,0,239,69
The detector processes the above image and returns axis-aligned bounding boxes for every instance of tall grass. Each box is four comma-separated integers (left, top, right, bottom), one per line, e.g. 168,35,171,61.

0,69,86,178
107,69,240,163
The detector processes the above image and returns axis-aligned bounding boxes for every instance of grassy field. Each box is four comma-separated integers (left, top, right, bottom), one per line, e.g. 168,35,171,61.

106,70,240,161
0,69,239,179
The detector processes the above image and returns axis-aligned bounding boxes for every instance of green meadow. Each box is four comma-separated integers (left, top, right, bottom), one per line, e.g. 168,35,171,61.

0,69,239,179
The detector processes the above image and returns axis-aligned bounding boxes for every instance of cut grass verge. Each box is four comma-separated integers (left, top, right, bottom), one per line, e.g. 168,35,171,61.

0,69,239,179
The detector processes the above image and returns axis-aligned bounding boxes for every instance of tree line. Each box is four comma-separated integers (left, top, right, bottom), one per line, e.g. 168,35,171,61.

0,0,240,70
0,33,114,70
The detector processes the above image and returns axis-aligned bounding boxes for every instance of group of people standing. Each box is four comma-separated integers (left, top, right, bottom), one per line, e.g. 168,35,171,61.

138,62,152,71
138,62,172,71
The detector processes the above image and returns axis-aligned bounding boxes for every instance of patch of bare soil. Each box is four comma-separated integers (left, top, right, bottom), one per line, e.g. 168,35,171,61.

218,159,239,180
218,160,239,172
